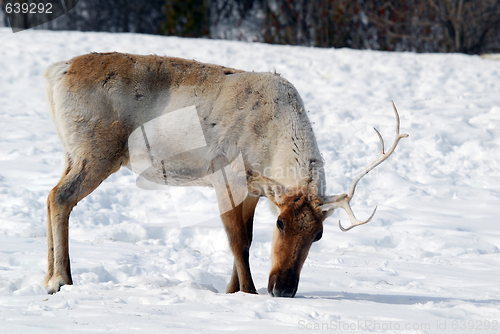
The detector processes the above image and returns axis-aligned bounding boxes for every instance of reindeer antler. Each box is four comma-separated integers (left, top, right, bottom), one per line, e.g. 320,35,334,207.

321,102,409,231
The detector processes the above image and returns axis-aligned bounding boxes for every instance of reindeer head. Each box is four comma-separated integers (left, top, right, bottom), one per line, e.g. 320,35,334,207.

262,102,408,297
259,184,323,297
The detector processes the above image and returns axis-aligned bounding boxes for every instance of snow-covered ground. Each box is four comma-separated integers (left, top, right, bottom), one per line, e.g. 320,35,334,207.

1,28,500,333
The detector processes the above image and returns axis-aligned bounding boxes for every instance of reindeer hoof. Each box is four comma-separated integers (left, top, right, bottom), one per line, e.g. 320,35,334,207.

46,275,71,294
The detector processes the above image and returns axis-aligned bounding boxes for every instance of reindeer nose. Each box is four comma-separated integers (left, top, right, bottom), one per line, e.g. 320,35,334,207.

268,270,299,298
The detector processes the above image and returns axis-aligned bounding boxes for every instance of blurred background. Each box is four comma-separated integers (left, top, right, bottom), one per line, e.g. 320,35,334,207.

1,0,500,54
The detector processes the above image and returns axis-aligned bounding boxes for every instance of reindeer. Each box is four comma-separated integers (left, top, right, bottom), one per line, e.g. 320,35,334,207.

44,52,408,297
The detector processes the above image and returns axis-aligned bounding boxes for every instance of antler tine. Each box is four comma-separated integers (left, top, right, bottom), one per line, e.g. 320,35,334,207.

348,102,408,199
375,127,385,154
338,203,377,232
321,102,408,232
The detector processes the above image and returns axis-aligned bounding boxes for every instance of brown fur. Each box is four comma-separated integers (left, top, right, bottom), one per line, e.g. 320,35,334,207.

66,52,242,94
269,193,325,296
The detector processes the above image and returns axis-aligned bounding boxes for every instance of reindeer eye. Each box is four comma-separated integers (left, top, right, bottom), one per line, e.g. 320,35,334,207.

313,230,323,242
276,219,284,232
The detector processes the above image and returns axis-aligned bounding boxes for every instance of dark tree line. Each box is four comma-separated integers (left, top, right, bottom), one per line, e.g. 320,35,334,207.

260,0,500,53
53,0,166,34
0,0,166,34
1,0,500,54
50,0,166,34
0,0,8,27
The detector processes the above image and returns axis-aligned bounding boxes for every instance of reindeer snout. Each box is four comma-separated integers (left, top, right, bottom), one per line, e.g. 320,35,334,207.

268,268,299,298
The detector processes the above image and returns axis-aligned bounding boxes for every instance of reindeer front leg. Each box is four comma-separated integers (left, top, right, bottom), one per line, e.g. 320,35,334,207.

219,195,259,293
208,156,260,293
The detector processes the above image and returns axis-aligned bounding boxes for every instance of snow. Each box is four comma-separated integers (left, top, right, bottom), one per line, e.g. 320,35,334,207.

1,28,500,333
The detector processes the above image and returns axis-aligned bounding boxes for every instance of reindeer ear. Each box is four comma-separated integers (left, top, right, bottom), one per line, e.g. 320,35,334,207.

320,194,348,216
260,177,287,206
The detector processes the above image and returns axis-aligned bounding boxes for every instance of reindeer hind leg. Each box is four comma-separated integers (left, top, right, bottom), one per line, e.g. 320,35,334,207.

44,154,72,288
45,154,123,294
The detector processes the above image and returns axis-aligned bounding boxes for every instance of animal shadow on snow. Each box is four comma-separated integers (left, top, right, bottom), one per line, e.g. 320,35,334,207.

297,291,500,305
